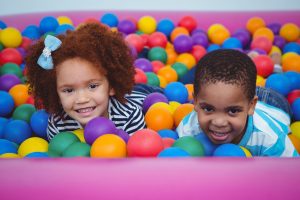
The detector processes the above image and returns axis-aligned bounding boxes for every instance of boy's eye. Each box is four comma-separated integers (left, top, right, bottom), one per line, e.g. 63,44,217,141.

228,108,242,115
201,106,213,113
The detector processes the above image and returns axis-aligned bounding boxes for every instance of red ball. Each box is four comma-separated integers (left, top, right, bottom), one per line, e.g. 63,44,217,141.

162,137,175,149
191,45,207,62
125,34,144,53
151,60,165,73
253,55,274,77
0,48,23,65
127,128,164,157
140,33,150,46
287,89,300,105
134,68,147,84
250,36,272,53
20,37,32,50
148,32,168,48
178,16,197,33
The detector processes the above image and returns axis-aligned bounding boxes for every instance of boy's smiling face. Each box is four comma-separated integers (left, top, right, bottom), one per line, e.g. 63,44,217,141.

194,82,257,144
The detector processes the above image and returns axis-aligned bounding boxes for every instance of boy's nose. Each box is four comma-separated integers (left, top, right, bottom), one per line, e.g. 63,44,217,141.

211,116,228,127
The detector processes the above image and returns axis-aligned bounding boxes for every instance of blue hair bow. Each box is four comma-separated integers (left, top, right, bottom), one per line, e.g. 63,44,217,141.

37,35,62,70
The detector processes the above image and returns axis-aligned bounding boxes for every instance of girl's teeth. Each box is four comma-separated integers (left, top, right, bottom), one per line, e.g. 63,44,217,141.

78,107,93,113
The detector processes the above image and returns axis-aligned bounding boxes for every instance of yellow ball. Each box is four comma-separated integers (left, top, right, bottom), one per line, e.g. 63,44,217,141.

253,27,275,42
150,102,174,114
0,27,22,48
207,23,226,37
240,146,252,157
18,137,48,157
269,45,282,55
169,101,181,114
209,27,230,45
138,16,157,34
73,129,86,142
157,75,168,88
291,121,300,140
0,153,21,158
256,75,266,87
280,23,300,42
176,53,196,69
57,16,73,25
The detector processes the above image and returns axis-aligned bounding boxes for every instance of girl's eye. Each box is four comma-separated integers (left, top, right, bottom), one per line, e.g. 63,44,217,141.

88,83,99,90
62,88,74,93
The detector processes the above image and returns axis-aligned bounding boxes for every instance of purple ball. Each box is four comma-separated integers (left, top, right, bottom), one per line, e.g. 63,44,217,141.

142,92,169,113
191,29,207,36
84,117,117,145
173,35,193,53
267,23,281,35
117,19,136,34
116,129,130,143
0,74,21,91
273,35,286,50
191,33,209,48
134,58,153,72
232,28,251,48
129,45,138,59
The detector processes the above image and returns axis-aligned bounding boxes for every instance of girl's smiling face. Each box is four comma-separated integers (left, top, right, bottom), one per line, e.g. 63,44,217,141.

56,57,115,126
194,82,257,144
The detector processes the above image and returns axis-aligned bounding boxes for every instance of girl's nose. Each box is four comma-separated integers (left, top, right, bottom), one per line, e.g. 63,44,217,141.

75,90,90,103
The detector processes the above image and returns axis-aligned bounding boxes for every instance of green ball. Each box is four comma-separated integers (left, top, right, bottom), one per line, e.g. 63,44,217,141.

48,132,80,157
171,62,189,79
172,136,205,157
62,142,91,157
145,72,160,87
148,47,168,64
12,104,36,123
0,63,23,78
0,42,4,51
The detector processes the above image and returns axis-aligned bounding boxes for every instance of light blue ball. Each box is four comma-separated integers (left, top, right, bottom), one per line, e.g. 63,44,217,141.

195,133,219,156
157,18,175,37
158,129,179,140
222,37,243,49
100,13,119,27
283,42,300,54
55,24,74,35
158,147,190,157
265,73,292,96
213,143,246,157
22,25,41,40
207,44,221,52
0,139,18,154
39,16,59,34
284,71,300,90
0,91,15,117
164,81,188,104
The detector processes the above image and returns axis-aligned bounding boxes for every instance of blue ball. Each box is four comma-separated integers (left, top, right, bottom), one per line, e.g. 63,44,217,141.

158,129,179,140
158,147,190,157
164,81,189,104
265,73,292,96
0,139,18,154
0,20,7,29
25,152,49,158
179,65,196,84
292,98,300,121
0,117,9,138
213,143,246,157
283,42,300,54
30,109,49,138
55,24,74,35
207,44,221,52
0,91,15,117
195,133,219,156
22,25,41,40
3,120,32,145
157,18,175,37
222,37,243,49
284,71,300,90
100,13,119,27
39,16,59,34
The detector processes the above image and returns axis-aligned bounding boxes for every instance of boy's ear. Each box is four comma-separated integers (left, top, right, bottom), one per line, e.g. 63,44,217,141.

248,95,258,115
193,93,200,112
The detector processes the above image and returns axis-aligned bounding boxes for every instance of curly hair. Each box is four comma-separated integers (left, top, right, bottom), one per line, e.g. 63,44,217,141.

25,22,135,114
194,49,257,101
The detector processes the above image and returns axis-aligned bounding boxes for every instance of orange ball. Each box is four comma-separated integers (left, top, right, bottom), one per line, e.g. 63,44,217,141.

170,27,189,42
8,84,29,106
209,27,230,45
90,134,127,158
173,103,194,127
280,23,300,42
282,53,300,72
157,75,168,88
166,49,178,65
145,106,174,131
157,66,178,83
256,75,266,87
288,134,300,154
246,16,266,35
176,53,196,69
185,84,194,101
253,27,275,42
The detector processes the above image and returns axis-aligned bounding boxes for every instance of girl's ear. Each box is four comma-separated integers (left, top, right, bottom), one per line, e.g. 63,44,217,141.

109,87,115,96
248,95,258,115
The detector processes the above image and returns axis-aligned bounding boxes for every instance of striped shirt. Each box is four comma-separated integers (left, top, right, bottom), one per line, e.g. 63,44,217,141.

176,101,299,157
47,90,147,140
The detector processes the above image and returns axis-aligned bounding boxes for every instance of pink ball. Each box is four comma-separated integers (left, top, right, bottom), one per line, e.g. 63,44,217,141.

125,34,144,53
151,60,165,73
251,36,272,53
148,32,168,48
127,128,164,157
178,16,197,33
134,68,147,84
0,48,23,65
191,45,207,62
253,55,274,78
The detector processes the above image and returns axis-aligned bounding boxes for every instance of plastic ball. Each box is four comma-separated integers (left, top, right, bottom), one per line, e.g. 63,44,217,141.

194,133,219,156
8,84,29,106
116,129,130,143
157,75,168,88
100,13,119,27
291,98,300,121
12,104,36,123
191,32,209,48
158,147,190,157
253,27,275,42
18,137,48,157
256,75,266,87
281,53,300,72
0,74,21,92
134,68,147,84
0,117,9,138
158,129,179,140
232,28,251,48
240,146,252,157
253,54,274,77
63,142,91,157
207,23,225,37
170,27,189,42
30,109,49,138
137,16,157,34
48,132,80,157
0,63,22,78
39,16,59,34
265,73,292,96
175,53,196,69
284,71,300,90
0,20,7,29
207,44,221,52
173,103,194,127
145,106,174,131
209,27,230,45
0,153,20,158
125,34,144,53
0,139,18,155
72,129,85,142
151,60,165,73
280,23,300,42
246,16,266,34
0,48,23,65
283,42,300,54
172,136,205,157
147,32,168,48
3,119,32,145
127,128,164,157
55,24,74,35
157,18,175,37
117,19,136,34
171,62,189,79
291,121,300,139
287,90,300,105
213,143,246,157
164,81,189,104
288,134,300,153
150,102,173,114
25,152,49,158
162,138,176,148
147,47,168,64
142,92,169,113
145,72,160,87
267,23,281,35
21,25,41,40
273,35,286,50
0,91,15,117
57,16,73,25
173,35,193,53
157,66,178,83
251,36,273,53
166,49,178,65
0,27,22,48
222,37,243,49
178,16,197,33
134,58,153,72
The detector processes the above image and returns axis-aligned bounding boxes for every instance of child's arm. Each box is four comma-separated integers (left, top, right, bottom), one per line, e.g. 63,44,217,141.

122,105,146,135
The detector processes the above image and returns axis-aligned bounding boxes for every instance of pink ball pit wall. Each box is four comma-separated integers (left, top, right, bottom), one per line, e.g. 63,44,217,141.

1,10,300,200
